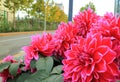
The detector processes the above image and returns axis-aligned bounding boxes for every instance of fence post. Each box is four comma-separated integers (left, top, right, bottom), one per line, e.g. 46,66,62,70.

4,10,6,27
68,0,73,21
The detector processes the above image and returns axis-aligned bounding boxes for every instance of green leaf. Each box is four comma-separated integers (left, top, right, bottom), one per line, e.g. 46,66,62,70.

7,78,17,82
41,74,63,82
9,63,20,76
7,75,18,82
51,65,63,74
36,58,45,70
25,70,49,82
55,74,63,82
0,62,11,72
33,74,63,82
46,57,53,73
17,73,30,82
36,57,53,73
48,74,63,82
30,60,36,69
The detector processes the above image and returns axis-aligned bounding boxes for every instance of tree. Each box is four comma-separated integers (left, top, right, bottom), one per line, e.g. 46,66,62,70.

0,0,1,5
58,9,68,22
48,4,67,23
20,0,34,16
19,0,34,28
3,0,33,28
30,0,48,28
80,2,96,12
30,0,67,22
4,0,21,28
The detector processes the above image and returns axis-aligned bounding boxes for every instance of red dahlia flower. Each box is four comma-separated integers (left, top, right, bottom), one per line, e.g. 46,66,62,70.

2,55,15,63
31,33,54,56
54,22,78,58
96,13,120,40
23,46,38,70
112,39,120,69
63,33,119,82
23,33,54,70
0,69,10,82
73,8,99,37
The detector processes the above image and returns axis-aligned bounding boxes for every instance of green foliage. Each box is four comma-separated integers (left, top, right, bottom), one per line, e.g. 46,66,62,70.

17,73,30,82
3,0,34,28
0,0,1,5
30,0,45,20
0,18,58,33
48,74,63,82
30,0,67,23
24,70,63,82
51,65,63,74
0,62,11,72
0,55,63,82
4,0,20,12
48,4,68,22
3,0,33,13
1,0,67,32
30,60,36,69
80,2,96,12
9,63,20,76
20,0,34,11
25,57,63,82
25,70,49,82
36,57,53,73
7,77,18,82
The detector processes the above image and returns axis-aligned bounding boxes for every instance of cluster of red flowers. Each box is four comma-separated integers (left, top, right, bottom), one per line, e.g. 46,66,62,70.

22,9,119,82
1,9,120,82
62,9,120,82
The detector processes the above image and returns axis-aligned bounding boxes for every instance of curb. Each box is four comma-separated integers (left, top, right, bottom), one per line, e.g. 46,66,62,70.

0,51,25,63
14,51,25,57
0,30,55,36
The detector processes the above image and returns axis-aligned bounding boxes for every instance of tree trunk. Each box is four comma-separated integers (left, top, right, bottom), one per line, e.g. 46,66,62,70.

38,15,40,29
27,15,31,29
27,11,31,29
13,9,16,29
38,18,40,29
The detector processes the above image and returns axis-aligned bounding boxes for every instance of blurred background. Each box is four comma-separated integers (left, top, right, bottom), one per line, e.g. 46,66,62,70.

0,0,119,33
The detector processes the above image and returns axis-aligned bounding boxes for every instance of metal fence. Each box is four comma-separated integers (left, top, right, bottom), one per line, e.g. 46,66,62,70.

0,10,59,32
0,9,8,27
15,17,59,31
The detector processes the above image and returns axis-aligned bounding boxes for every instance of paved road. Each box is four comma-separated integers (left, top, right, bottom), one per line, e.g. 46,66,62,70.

0,34,30,59
0,31,54,59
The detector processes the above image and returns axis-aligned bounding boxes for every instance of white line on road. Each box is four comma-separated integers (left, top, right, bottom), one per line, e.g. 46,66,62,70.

0,36,30,43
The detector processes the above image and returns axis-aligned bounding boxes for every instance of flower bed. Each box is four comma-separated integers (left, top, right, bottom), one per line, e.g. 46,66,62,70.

0,9,120,82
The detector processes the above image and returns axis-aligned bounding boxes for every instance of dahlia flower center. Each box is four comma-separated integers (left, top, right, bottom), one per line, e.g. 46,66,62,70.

79,52,93,66
78,24,88,38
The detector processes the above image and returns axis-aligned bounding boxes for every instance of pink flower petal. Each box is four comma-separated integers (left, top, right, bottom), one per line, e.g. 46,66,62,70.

85,64,95,76
95,59,107,73
103,49,116,64
93,52,102,63
108,63,119,75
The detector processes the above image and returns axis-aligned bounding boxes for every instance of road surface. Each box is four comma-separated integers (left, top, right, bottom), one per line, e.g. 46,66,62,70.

0,31,54,60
